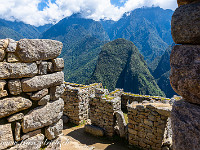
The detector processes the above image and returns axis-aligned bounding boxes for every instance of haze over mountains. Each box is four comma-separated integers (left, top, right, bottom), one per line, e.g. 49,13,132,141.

0,7,176,97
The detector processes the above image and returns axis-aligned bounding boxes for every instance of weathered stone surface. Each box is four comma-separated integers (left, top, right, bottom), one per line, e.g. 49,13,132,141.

38,61,48,75
21,129,41,141
50,84,65,100
0,39,8,50
0,97,32,119
15,122,21,142
30,88,48,100
0,62,38,79
8,79,22,95
7,113,24,122
7,53,20,62
115,111,127,138
0,49,5,61
170,45,200,104
52,58,64,71
0,124,14,149
45,119,63,140
177,0,200,6
0,79,6,90
0,90,8,98
21,71,64,92
84,125,104,137
17,39,63,62
171,100,200,150
38,95,50,105
45,136,61,150
22,98,64,133
9,134,44,150
6,39,17,52
47,62,54,73
171,3,200,44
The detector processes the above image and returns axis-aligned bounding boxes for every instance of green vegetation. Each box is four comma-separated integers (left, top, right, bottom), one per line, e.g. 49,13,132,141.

89,38,165,97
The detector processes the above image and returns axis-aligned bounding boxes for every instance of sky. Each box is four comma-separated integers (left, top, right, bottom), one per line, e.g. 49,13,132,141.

0,0,178,27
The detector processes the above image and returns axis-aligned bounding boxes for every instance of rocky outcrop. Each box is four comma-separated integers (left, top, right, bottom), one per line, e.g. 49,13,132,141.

0,38,64,150
177,0,200,6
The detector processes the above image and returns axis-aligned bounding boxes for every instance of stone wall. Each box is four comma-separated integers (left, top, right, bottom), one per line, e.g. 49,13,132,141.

121,93,171,110
89,88,122,136
127,103,172,150
0,39,64,150
62,83,102,124
170,1,200,150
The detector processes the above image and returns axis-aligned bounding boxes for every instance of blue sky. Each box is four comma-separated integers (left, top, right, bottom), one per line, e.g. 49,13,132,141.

0,0,178,26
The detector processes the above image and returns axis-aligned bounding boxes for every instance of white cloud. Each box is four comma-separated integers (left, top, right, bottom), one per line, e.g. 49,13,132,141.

0,0,178,26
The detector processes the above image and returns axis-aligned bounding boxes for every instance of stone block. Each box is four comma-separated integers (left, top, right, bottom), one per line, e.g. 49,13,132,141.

0,124,14,149
30,88,48,100
7,53,20,62
0,79,6,90
171,100,200,150
45,119,63,140
38,61,48,75
21,71,64,92
0,90,8,98
38,95,50,105
50,84,65,100
6,39,17,52
8,79,22,95
0,62,38,79
7,113,24,122
0,49,5,62
17,39,63,62
0,97,32,119
52,58,64,71
171,3,200,44
84,125,104,136
170,45,200,104
15,122,21,142
21,129,42,141
22,98,64,133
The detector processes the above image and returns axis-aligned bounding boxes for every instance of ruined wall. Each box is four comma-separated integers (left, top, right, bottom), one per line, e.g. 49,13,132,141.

127,103,172,150
121,93,171,110
62,83,102,124
0,39,64,150
170,1,200,150
89,88,121,136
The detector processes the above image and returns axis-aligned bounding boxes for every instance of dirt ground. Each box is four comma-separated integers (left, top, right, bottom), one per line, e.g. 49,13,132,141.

61,125,134,150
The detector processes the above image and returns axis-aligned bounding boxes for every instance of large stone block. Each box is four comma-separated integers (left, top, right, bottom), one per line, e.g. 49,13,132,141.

177,0,200,6
21,71,64,92
52,58,64,71
84,125,104,137
45,119,63,140
9,134,44,150
30,88,48,100
0,97,32,119
0,62,38,79
17,39,63,62
50,84,65,100
7,113,24,122
0,124,14,149
22,98,64,133
6,39,17,52
170,45,200,104
171,3,200,44
171,100,200,150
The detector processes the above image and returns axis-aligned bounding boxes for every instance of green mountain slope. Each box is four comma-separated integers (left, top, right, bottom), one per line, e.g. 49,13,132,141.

153,44,176,97
89,38,165,96
102,7,173,64
0,26,23,40
41,14,109,83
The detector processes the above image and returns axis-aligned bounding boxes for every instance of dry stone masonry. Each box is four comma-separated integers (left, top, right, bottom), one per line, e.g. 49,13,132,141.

62,82,102,124
0,38,64,150
170,1,200,149
127,103,172,150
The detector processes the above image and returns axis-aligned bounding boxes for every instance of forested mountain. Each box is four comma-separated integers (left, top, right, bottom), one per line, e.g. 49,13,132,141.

89,38,165,96
152,44,176,97
101,7,174,64
41,14,109,83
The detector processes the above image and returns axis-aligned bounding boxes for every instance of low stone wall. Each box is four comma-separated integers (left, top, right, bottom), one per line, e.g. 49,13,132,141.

0,39,64,150
127,103,172,150
62,83,102,124
89,88,121,136
121,93,171,110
